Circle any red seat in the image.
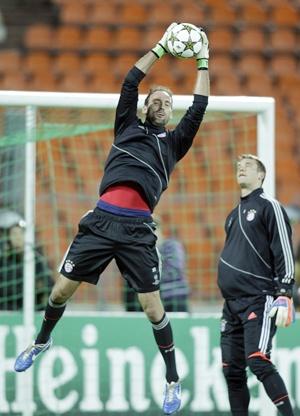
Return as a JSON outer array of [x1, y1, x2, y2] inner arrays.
[[54, 26, 82, 51], [147, 4, 177, 25], [23, 51, 52, 76], [208, 28, 234, 53], [270, 4, 299, 26], [207, 1, 237, 26], [81, 27, 113, 52], [149, 71, 185, 94], [0, 50, 21, 73], [270, 55, 297, 79], [119, 3, 147, 24], [114, 27, 143, 53], [87, 72, 119, 93], [87, 2, 118, 25], [237, 54, 267, 77], [210, 54, 234, 77], [143, 26, 167, 51], [114, 53, 139, 79], [244, 73, 274, 97], [239, 2, 269, 26], [60, 2, 88, 24], [212, 73, 242, 95], [24, 24, 53, 49], [173, 58, 197, 80], [0, 72, 28, 90], [57, 72, 87, 92], [175, 3, 207, 25], [53, 52, 81, 77], [269, 28, 297, 53], [263, 0, 295, 5], [27, 72, 58, 91], [82, 53, 112, 76], [276, 72, 300, 103], [236, 28, 266, 53]]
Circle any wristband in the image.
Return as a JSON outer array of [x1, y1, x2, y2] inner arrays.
[[151, 44, 166, 59], [197, 58, 209, 70]]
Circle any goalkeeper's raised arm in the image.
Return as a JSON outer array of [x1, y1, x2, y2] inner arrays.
[[194, 28, 210, 97]]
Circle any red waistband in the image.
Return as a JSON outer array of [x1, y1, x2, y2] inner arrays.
[[100, 184, 150, 210]]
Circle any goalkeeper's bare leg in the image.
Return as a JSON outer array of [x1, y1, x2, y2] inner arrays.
[[14, 275, 80, 372], [138, 291, 181, 415]]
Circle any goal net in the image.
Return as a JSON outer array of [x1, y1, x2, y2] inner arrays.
[[0, 93, 277, 416], [0, 92, 275, 317]]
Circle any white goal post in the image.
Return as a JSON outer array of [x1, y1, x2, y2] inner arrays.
[[0, 90, 275, 323], [0, 92, 275, 416]]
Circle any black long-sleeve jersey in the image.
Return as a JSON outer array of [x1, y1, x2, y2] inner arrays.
[[218, 188, 295, 300], [99, 66, 208, 212]]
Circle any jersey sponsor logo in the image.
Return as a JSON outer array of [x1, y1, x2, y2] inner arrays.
[[64, 259, 75, 273], [246, 209, 257, 221]]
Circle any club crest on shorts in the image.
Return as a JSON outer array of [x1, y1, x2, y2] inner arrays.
[[152, 266, 160, 286], [64, 259, 75, 273], [246, 209, 256, 221], [220, 319, 227, 332]]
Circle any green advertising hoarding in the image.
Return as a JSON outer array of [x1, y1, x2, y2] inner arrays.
[[1, 312, 299, 415]]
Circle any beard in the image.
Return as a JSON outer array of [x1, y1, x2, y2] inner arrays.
[[146, 108, 167, 127]]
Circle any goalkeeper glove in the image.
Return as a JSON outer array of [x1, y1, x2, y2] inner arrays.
[[152, 22, 177, 59], [196, 29, 209, 70], [268, 296, 296, 327]]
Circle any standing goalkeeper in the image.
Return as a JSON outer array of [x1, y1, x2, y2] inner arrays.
[[15, 23, 210, 415], [218, 154, 295, 416]]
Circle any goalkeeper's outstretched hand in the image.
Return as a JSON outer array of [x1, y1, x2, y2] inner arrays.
[[152, 22, 177, 59], [196, 29, 209, 70], [268, 296, 296, 327]]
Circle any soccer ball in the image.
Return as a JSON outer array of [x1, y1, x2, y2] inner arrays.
[[166, 23, 202, 59]]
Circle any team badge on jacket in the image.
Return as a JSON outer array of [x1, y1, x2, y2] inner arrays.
[[246, 209, 257, 221]]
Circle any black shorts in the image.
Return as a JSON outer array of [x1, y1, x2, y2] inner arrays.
[[220, 295, 276, 367], [58, 208, 161, 293]]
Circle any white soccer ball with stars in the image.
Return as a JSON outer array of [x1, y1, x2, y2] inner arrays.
[[166, 23, 203, 59]]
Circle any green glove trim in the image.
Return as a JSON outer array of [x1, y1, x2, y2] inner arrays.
[[151, 43, 167, 59], [197, 58, 209, 70]]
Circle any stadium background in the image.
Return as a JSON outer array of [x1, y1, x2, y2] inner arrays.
[[0, 0, 299, 415]]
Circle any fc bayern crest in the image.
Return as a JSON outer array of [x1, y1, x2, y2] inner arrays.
[[246, 209, 257, 221], [64, 259, 75, 273]]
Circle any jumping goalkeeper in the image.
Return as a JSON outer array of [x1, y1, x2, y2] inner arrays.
[[218, 154, 295, 416], [14, 23, 210, 415]]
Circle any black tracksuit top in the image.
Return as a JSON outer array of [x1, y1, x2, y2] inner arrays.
[[99, 66, 208, 212], [218, 188, 295, 300]]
